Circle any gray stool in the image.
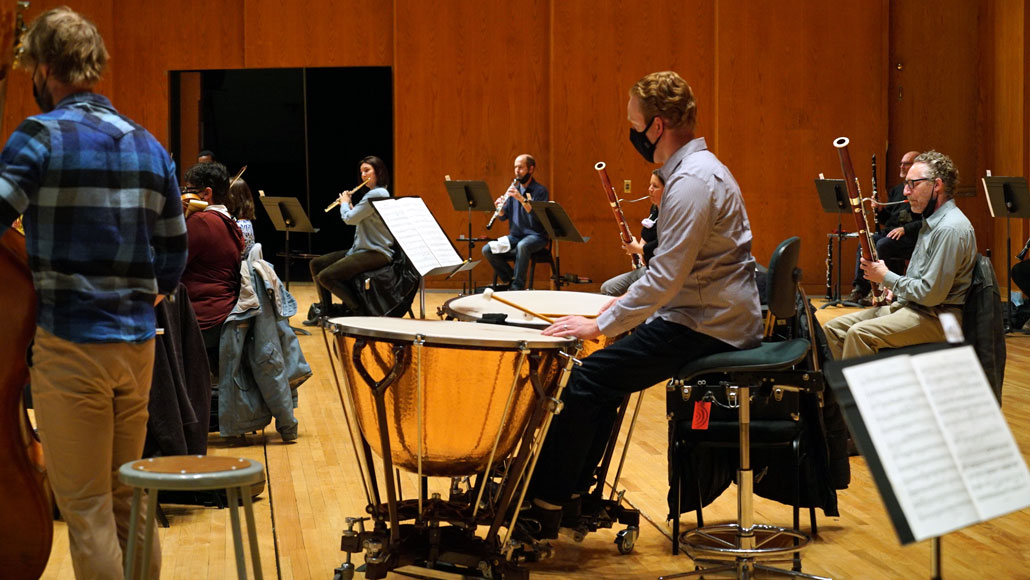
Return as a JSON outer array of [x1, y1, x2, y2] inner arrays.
[[118, 455, 265, 580]]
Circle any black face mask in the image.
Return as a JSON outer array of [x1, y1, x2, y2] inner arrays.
[[32, 68, 54, 113], [920, 185, 939, 221], [629, 116, 661, 163], [517, 173, 531, 185]]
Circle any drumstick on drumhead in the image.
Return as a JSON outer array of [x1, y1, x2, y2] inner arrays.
[[482, 289, 556, 324]]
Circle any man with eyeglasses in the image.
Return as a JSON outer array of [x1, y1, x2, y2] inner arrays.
[[848, 150, 923, 305], [179, 162, 244, 373], [825, 150, 977, 359]]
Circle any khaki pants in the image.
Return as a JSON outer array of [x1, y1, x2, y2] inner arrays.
[[30, 327, 160, 579], [823, 302, 957, 360]]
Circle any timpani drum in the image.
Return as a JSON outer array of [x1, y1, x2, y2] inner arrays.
[[326, 317, 578, 578], [442, 290, 620, 356], [331, 317, 574, 476]]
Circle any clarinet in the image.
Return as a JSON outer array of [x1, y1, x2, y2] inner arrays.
[[1018, 237, 1030, 262], [871, 154, 880, 230], [834, 137, 887, 305], [595, 162, 644, 269], [826, 234, 833, 299], [486, 178, 520, 230]]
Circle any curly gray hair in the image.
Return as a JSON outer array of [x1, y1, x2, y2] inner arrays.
[[913, 150, 959, 198]]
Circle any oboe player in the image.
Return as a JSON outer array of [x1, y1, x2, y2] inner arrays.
[[516, 71, 762, 542], [482, 154, 549, 290]]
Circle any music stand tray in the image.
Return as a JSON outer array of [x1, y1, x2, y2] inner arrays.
[[444, 180, 495, 213], [444, 180, 495, 292], [814, 179, 861, 309], [259, 196, 318, 334], [529, 201, 590, 244], [982, 175, 1030, 331]]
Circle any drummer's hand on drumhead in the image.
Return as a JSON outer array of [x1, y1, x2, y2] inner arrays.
[[543, 315, 601, 340]]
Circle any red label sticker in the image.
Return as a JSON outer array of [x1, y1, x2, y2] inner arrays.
[[692, 401, 711, 430]]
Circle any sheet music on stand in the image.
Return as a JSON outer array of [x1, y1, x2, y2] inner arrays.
[[372, 196, 476, 277], [825, 343, 1030, 545]]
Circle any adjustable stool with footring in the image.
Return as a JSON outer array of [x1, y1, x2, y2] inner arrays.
[[118, 455, 265, 580], [661, 237, 831, 580]]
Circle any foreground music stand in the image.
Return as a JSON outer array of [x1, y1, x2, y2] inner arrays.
[[444, 180, 495, 293], [982, 173, 1030, 331], [260, 196, 318, 335], [529, 201, 590, 290], [815, 178, 861, 308], [825, 342, 1030, 580]]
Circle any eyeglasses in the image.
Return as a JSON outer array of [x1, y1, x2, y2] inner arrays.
[[181, 186, 203, 195], [904, 178, 931, 190]]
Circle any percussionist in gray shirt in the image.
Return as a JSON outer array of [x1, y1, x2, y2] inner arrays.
[[824, 151, 977, 359], [515, 71, 764, 542]]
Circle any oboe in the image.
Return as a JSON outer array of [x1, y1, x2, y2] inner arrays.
[[595, 162, 643, 269], [486, 178, 521, 230]]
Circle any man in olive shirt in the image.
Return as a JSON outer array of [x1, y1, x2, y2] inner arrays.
[[825, 151, 977, 359]]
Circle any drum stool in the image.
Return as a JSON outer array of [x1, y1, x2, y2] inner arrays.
[[118, 455, 265, 580]]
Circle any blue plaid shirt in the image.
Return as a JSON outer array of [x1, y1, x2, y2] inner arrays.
[[0, 92, 187, 343]]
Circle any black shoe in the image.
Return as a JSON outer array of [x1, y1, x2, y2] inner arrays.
[[513, 503, 561, 541]]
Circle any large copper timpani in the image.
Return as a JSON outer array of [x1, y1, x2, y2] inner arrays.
[[324, 317, 578, 579], [442, 291, 642, 553], [442, 290, 620, 356]]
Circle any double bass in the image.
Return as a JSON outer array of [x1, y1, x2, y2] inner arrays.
[[0, 3, 55, 578]]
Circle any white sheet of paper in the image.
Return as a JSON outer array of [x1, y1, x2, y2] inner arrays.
[[842, 346, 1030, 541], [373, 198, 463, 277]]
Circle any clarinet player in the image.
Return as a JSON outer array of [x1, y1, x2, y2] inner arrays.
[[482, 154, 549, 290]]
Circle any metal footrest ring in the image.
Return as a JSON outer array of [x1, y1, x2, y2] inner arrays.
[[680, 523, 811, 560]]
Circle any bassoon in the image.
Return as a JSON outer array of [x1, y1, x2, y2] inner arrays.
[[594, 162, 643, 269], [834, 137, 885, 304]]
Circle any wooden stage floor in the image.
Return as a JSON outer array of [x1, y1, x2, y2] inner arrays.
[[37, 284, 1030, 579]]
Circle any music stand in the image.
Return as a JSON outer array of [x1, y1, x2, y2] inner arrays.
[[529, 201, 590, 289], [982, 174, 1030, 331], [259, 196, 318, 335], [815, 178, 862, 308], [444, 180, 495, 293]]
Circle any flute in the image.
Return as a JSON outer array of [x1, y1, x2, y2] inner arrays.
[[485, 178, 521, 230], [324, 178, 372, 213]]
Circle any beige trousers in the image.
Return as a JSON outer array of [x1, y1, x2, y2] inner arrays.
[[823, 302, 957, 360], [30, 327, 160, 579]]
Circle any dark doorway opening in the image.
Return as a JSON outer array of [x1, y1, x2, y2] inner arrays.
[[169, 67, 393, 281]]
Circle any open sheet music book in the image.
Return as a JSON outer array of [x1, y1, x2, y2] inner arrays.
[[833, 345, 1030, 544], [372, 196, 475, 278]]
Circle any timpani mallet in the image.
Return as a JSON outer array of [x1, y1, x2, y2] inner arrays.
[[482, 288, 555, 324]]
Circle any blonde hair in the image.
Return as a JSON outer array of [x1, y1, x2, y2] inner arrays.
[[19, 6, 108, 86], [629, 71, 697, 130]]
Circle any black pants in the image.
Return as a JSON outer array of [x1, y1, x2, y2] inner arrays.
[[528, 317, 736, 504], [309, 249, 391, 311]]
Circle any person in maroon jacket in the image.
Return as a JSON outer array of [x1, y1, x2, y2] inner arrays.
[[180, 162, 244, 371]]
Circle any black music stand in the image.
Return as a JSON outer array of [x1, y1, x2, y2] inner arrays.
[[529, 201, 590, 289], [815, 178, 862, 308], [444, 180, 495, 293], [982, 174, 1030, 332], [260, 196, 318, 335]]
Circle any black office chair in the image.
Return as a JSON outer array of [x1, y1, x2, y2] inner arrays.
[[661, 237, 829, 580]]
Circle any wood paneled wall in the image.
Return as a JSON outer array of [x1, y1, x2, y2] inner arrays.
[[3, 0, 1022, 291]]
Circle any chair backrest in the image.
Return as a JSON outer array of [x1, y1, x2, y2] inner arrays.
[[765, 236, 801, 321]]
